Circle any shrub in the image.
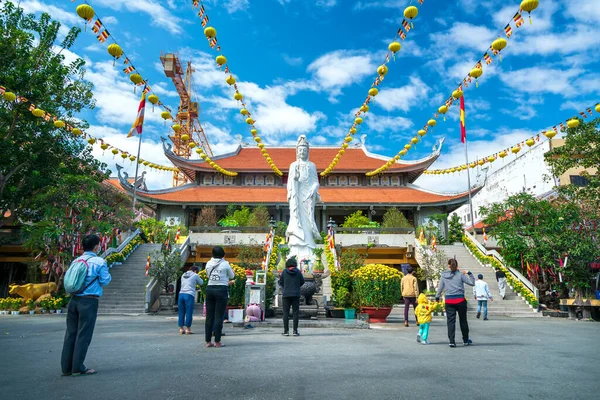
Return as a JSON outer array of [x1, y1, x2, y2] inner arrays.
[[148, 250, 183, 293], [382, 208, 412, 228], [274, 221, 287, 237], [447, 213, 464, 243], [247, 205, 270, 227], [342, 211, 371, 228], [352, 264, 403, 308], [331, 269, 353, 308], [195, 206, 218, 226], [340, 248, 366, 271], [199, 264, 246, 307], [136, 218, 169, 244]]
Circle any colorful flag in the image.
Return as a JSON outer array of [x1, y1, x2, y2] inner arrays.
[[460, 95, 466, 143], [198, 5, 205, 17], [490, 46, 499, 55], [418, 0, 424, 4], [514, 12, 525, 27], [123, 66, 135, 74], [209, 37, 217, 48], [579, 111, 587, 118], [145, 255, 151, 277], [504, 24, 512, 38], [124, 57, 130, 65], [127, 92, 146, 138], [175, 228, 181, 242], [97, 30, 109, 43], [143, 86, 151, 94], [483, 227, 488, 245], [91, 19, 102, 34], [29, 104, 35, 111], [224, 66, 229, 73], [201, 15, 209, 27], [587, 108, 593, 116], [193, 0, 200, 8], [484, 52, 492, 65], [401, 19, 410, 32], [431, 235, 437, 252], [0, 85, 5, 95]]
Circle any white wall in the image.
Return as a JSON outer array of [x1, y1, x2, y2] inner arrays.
[[336, 233, 414, 247], [453, 140, 556, 226], [190, 232, 268, 246]]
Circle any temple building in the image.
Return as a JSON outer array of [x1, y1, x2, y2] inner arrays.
[[112, 137, 480, 233]]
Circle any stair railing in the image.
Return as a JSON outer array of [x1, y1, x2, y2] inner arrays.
[[145, 236, 191, 313], [99, 228, 141, 260], [463, 230, 539, 301]]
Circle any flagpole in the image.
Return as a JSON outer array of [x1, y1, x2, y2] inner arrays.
[[131, 132, 143, 212]]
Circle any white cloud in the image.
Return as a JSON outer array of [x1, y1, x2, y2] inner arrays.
[[20, 0, 81, 25], [282, 54, 304, 67], [102, 16, 118, 25], [510, 26, 600, 56], [375, 76, 430, 112], [564, 0, 600, 23], [150, 82, 179, 98], [92, 0, 184, 35], [429, 22, 496, 53], [316, 0, 337, 9], [221, 0, 250, 14], [364, 113, 413, 134], [353, 0, 403, 11], [499, 66, 587, 97], [492, 0, 558, 33]]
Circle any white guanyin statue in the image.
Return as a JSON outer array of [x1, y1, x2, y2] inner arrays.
[[286, 135, 321, 264]]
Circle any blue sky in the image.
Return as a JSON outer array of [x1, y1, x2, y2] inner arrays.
[[19, 0, 600, 191]]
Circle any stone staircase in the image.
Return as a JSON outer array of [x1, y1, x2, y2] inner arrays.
[[434, 244, 541, 318], [98, 243, 162, 315]]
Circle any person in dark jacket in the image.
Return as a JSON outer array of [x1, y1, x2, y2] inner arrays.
[[279, 257, 305, 336]]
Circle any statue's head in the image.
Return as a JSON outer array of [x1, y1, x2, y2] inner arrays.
[[296, 135, 309, 161]]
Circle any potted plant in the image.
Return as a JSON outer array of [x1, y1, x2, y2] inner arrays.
[[312, 247, 324, 273], [199, 263, 247, 311], [40, 298, 51, 314], [330, 269, 352, 318], [0, 298, 6, 314], [27, 299, 35, 315], [352, 264, 403, 323], [276, 245, 290, 272], [55, 298, 63, 314], [336, 287, 355, 319], [11, 298, 22, 315]]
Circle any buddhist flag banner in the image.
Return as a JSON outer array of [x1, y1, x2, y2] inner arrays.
[[97, 30, 109, 43], [91, 19, 102, 34], [460, 95, 466, 143], [484, 52, 492, 64], [145, 255, 150, 277], [504, 24, 512, 38], [127, 92, 146, 138]]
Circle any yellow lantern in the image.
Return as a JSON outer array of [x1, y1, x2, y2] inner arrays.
[[246, 117, 254, 125], [204, 26, 217, 38], [234, 92, 243, 101], [394, 155, 400, 161], [511, 146, 521, 154], [427, 119, 437, 127], [411, 137, 418, 144], [129, 155, 136, 161], [189, 142, 196, 149], [469, 66, 483, 87], [360, 104, 369, 113], [147, 94, 159, 111], [438, 105, 448, 121], [595, 103, 600, 113], [76, 4, 94, 29], [2, 92, 16, 102], [520, 0, 539, 24], [100, 143, 109, 151], [195, 148, 203, 154], [251, 129, 258, 136], [254, 136, 261, 143], [350, 127, 357, 134], [368, 88, 379, 97], [388, 41, 401, 59], [226, 75, 236, 85], [567, 119, 579, 128], [355, 117, 363, 125], [452, 89, 463, 99], [491, 37, 507, 61], [261, 149, 267, 155], [121, 153, 128, 159], [107, 44, 123, 65], [525, 138, 535, 147], [418, 129, 426, 137], [469, 162, 476, 168], [240, 108, 249, 116], [377, 64, 388, 77], [54, 120, 65, 129], [487, 156, 496, 163], [258, 143, 264, 149], [544, 130, 557, 139], [87, 138, 96, 145], [32, 108, 45, 118], [499, 150, 507, 158], [181, 134, 189, 141], [478, 159, 485, 166], [344, 136, 352, 143], [161, 111, 171, 124], [216, 55, 227, 66], [404, 6, 418, 27], [404, 144, 412, 150], [130, 73, 143, 93], [143, 160, 149, 165], [172, 124, 181, 132], [342, 142, 349, 149], [111, 148, 119, 156], [201, 153, 208, 160], [72, 128, 82, 136], [209, 161, 216, 167]]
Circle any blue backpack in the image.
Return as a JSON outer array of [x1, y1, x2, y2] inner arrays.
[[64, 256, 97, 294]]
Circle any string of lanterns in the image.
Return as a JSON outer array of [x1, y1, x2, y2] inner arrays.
[[422, 104, 599, 176], [321, 1, 426, 177], [366, 0, 540, 177], [191, 0, 282, 176], [0, 85, 179, 173], [75, 3, 173, 122]]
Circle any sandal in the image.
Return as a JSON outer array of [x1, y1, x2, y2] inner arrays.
[[205, 342, 214, 348], [215, 342, 225, 348], [179, 328, 185, 335], [73, 369, 97, 376], [185, 330, 194, 335]]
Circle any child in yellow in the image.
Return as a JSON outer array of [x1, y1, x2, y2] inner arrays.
[[415, 293, 433, 345]]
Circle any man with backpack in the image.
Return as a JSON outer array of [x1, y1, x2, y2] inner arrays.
[[61, 234, 111, 376]]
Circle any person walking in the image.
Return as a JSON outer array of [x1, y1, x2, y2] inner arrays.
[[279, 257, 305, 337], [496, 269, 507, 299], [204, 246, 235, 348], [435, 259, 475, 347], [401, 266, 419, 327], [61, 234, 111, 376], [415, 293, 434, 345], [474, 274, 493, 320], [178, 266, 203, 335]]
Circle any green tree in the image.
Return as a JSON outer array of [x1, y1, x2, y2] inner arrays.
[[339, 248, 366, 271], [447, 213, 464, 243], [342, 211, 379, 228], [247, 205, 270, 227], [0, 2, 97, 228], [381, 208, 412, 228], [149, 250, 183, 293], [232, 206, 251, 226]]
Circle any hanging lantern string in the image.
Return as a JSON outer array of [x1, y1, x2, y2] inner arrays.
[[421, 104, 596, 176], [365, 1, 539, 177], [190, 1, 282, 176], [321, 1, 426, 178], [0, 84, 178, 173], [77, 1, 172, 117]]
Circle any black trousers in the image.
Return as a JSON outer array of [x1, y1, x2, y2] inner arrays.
[[61, 296, 99, 374], [445, 301, 469, 344], [282, 296, 300, 333], [205, 286, 228, 343]]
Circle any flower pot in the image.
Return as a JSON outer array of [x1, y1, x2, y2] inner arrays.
[[50, 310, 56, 314], [56, 309, 62, 314], [361, 307, 393, 323], [12, 311, 20, 316], [329, 308, 345, 318], [344, 308, 355, 319], [29, 310, 35, 315], [42, 309, 47, 314]]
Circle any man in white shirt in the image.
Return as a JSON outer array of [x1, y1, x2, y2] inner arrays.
[[473, 274, 493, 320]]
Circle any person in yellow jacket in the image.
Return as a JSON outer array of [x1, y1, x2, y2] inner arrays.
[[401, 267, 419, 327], [415, 293, 433, 345]]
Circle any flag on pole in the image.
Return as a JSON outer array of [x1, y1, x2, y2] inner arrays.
[[145, 255, 151, 277], [175, 227, 181, 242], [431, 235, 437, 252], [460, 95, 466, 143], [483, 227, 488, 245], [504, 24, 512, 38], [127, 92, 146, 137]]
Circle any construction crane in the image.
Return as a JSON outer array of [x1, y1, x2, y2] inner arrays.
[[160, 53, 213, 187]]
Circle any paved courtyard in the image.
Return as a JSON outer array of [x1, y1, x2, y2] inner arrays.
[[0, 315, 598, 400]]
